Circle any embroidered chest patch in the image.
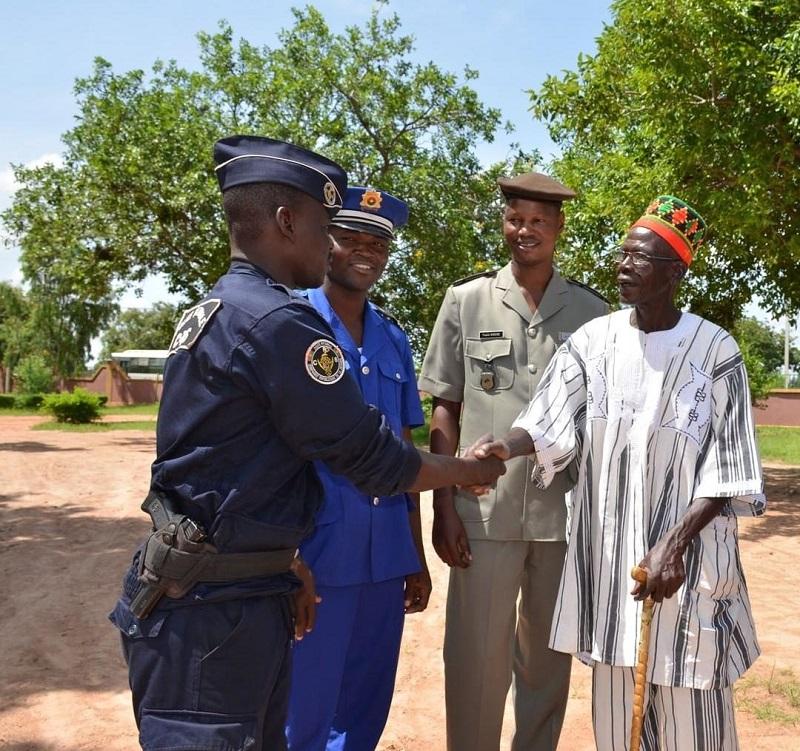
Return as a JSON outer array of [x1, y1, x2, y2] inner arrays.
[[168, 299, 222, 355], [662, 362, 712, 446], [305, 339, 346, 384]]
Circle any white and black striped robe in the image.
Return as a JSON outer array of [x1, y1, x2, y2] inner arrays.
[[512, 309, 765, 690]]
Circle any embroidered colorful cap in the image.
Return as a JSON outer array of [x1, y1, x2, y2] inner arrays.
[[329, 186, 409, 240], [213, 135, 347, 217], [497, 172, 576, 204], [631, 195, 706, 266]]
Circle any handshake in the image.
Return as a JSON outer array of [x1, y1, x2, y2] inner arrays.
[[458, 433, 513, 494]]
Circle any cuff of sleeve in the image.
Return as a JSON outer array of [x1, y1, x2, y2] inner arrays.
[[397, 443, 422, 493], [417, 376, 463, 403], [510, 419, 555, 490], [693, 482, 766, 518]]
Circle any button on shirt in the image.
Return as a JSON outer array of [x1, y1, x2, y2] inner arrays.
[[298, 287, 425, 586], [140, 262, 420, 602]]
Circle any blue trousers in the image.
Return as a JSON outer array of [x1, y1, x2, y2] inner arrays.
[[114, 595, 294, 751], [285, 578, 405, 751]]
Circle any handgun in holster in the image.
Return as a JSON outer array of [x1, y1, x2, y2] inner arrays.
[[129, 490, 215, 619], [129, 490, 297, 620]]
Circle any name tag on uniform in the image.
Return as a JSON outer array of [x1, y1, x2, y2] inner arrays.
[[479, 330, 504, 339]]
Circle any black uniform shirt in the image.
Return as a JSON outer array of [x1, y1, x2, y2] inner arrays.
[[145, 261, 420, 600]]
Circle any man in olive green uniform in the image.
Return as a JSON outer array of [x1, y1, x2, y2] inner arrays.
[[419, 173, 608, 751]]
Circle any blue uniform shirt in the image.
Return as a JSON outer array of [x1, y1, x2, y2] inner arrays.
[[130, 261, 420, 604], [299, 287, 425, 586]]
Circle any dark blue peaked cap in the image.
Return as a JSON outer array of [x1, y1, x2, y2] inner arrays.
[[330, 186, 409, 240], [213, 135, 348, 217]]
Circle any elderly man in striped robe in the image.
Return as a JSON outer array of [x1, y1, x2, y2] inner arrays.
[[473, 196, 764, 751]]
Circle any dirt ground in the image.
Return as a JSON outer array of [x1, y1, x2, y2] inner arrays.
[[0, 414, 798, 751]]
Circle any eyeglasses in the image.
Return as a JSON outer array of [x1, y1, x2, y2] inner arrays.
[[612, 250, 678, 269]]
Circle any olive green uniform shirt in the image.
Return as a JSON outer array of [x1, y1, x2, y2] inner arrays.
[[419, 263, 608, 541]]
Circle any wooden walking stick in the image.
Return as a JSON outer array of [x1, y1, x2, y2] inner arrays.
[[630, 565, 654, 750]]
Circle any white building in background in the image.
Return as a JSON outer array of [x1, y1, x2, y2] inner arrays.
[[110, 350, 168, 380]]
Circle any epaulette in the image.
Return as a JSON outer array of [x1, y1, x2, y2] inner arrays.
[[373, 303, 402, 328], [452, 268, 499, 287], [566, 276, 610, 304]]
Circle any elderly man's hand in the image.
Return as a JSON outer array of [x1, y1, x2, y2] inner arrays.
[[632, 540, 686, 602]]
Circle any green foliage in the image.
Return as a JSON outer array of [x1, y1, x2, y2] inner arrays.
[[531, 0, 800, 330], [739, 339, 772, 406], [14, 354, 53, 394], [13, 393, 45, 409], [734, 317, 798, 373], [99, 302, 179, 360], [0, 280, 113, 379], [0, 282, 34, 389], [2, 7, 531, 352], [41, 387, 103, 423], [0, 394, 16, 408]]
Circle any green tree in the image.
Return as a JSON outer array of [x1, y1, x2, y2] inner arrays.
[[530, 0, 800, 330], [733, 316, 799, 375], [3, 6, 532, 351], [0, 282, 33, 391], [14, 354, 53, 394], [99, 302, 180, 360]]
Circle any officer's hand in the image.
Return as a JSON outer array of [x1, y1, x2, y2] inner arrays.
[[458, 433, 507, 495], [290, 556, 322, 640], [432, 505, 472, 568], [404, 567, 433, 614]]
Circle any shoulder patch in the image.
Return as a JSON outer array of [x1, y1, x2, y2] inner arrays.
[[168, 299, 222, 356], [305, 339, 346, 385], [452, 268, 499, 287], [566, 277, 609, 304]]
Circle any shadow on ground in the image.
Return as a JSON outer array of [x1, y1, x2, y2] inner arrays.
[[738, 465, 799, 542], [0, 442, 87, 453], [0, 495, 150, 711]]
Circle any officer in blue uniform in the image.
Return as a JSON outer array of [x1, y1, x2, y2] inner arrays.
[[109, 136, 505, 751], [286, 187, 431, 750]]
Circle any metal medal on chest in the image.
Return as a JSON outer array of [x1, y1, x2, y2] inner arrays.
[[480, 369, 496, 391]]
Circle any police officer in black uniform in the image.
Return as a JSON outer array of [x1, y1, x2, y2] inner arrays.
[[109, 135, 505, 751]]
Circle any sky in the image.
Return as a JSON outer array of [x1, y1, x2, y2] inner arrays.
[[0, 0, 786, 337], [0, 0, 612, 306]]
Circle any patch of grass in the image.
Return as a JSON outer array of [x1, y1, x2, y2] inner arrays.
[[32, 420, 156, 432], [735, 666, 800, 727], [756, 425, 800, 465], [101, 403, 160, 416], [1, 402, 160, 417], [0, 407, 45, 416]]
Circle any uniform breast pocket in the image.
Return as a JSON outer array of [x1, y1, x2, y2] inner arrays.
[[377, 358, 408, 429], [465, 338, 515, 392]]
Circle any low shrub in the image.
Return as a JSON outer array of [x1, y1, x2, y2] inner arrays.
[[41, 388, 103, 424], [14, 354, 53, 394], [0, 394, 15, 408], [13, 393, 45, 409]]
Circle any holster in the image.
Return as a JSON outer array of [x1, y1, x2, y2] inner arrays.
[[129, 491, 295, 619], [137, 529, 296, 599]]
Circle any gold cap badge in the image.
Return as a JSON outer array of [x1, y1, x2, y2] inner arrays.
[[359, 189, 383, 211]]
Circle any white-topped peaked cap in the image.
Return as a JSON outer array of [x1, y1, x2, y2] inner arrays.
[[329, 186, 409, 240]]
